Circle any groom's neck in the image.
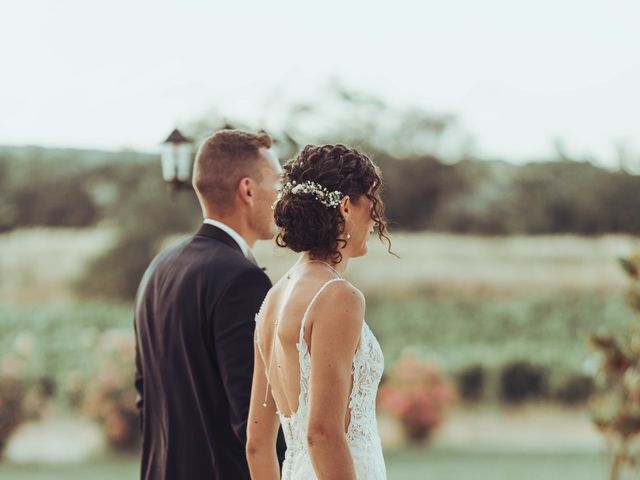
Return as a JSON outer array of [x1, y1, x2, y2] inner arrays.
[[204, 214, 256, 249]]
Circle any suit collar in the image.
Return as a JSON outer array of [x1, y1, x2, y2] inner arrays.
[[202, 218, 251, 258], [195, 223, 243, 254]]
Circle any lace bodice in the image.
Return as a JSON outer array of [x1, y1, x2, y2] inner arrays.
[[255, 278, 386, 479]]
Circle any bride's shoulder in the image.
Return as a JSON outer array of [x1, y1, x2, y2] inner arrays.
[[314, 278, 366, 318], [330, 278, 364, 300]]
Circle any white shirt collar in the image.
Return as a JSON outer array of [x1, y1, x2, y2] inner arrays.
[[203, 218, 252, 258]]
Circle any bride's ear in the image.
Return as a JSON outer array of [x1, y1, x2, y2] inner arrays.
[[338, 195, 351, 221]]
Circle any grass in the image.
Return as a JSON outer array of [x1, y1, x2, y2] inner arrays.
[[0, 456, 138, 480], [385, 448, 610, 480], [0, 449, 611, 480]]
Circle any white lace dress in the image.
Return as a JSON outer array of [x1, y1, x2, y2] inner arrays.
[[255, 278, 387, 479]]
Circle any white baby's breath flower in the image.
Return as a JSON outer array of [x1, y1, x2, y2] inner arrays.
[[276, 180, 343, 209]]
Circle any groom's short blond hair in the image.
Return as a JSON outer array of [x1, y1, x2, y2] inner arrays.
[[193, 129, 273, 214]]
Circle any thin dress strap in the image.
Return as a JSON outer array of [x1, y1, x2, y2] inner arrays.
[[298, 278, 347, 345]]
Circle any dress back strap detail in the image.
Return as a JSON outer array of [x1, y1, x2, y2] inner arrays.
[[298, 278, 347, 344], [254, 296, 268, 344]]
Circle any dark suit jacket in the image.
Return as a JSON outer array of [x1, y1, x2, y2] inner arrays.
[[134, 223, 286, 480]]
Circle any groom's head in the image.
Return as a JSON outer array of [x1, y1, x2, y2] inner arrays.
[[193, 129, 282, 243]]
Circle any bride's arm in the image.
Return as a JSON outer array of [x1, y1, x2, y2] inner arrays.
[[247, 334, 281, 480], [307, 282, 364, 480]]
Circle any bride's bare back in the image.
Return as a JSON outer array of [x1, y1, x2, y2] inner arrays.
[[255, 262, 360, 428]]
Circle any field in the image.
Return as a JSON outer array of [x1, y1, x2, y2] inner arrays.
[[1, 228, 637, 381], [1, 227, 638, 476], [2, 227, 636, 303], [254, 232, 635, 298]]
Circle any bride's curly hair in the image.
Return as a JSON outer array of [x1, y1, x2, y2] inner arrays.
[[274, 144, 392, 263]]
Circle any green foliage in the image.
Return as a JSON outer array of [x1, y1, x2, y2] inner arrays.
[[373, 153, 468, 230], [74, 163, 201, 300], [0, 152, 100, 231], [0, 146, 161, 232], [4, 177, 98, 229], [498, 361, 548, 404], [553, 374, 593, 405], [75, 232, 158, 300], [509, 162, 640, 234], [455, 364, 487, 402]]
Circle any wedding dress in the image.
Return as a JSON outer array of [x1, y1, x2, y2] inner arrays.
[[255, 278, 387, 479]]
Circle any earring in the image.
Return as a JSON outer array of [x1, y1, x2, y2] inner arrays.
[[346, 233, 351, 239]]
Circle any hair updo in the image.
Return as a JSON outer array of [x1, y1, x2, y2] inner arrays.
[[274, 144, 391, 262]]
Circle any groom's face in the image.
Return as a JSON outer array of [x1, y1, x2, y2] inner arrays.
[[250, 147, 282, 240]]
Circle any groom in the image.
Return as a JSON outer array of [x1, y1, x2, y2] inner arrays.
[[134, 129, 286, 479]]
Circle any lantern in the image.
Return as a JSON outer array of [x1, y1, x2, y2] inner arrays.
[[160, 128, 194, 191]]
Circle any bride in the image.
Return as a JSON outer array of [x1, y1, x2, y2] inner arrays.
[[246, 144, 391, 479]]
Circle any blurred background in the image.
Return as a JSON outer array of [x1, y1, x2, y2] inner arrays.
[[2, 1, 640, 479]]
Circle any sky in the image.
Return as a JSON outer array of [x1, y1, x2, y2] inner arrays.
[[2, 0, 640, 166]]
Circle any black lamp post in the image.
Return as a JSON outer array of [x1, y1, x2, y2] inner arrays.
[[161, 128, 194, 193]]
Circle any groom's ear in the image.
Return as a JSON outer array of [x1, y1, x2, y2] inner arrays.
[[237, 177, 254, 205]]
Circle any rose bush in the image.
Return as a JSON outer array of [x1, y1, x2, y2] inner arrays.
[[378, 350, 456, 442], [67, 329, 139, 451]]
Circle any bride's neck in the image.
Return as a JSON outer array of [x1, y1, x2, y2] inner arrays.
[[299, 252, 349, 275]]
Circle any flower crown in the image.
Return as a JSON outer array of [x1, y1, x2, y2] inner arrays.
[[277, 180, 343, 208]]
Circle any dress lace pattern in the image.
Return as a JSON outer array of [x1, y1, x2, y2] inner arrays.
[[255, 278, 386, 479]]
